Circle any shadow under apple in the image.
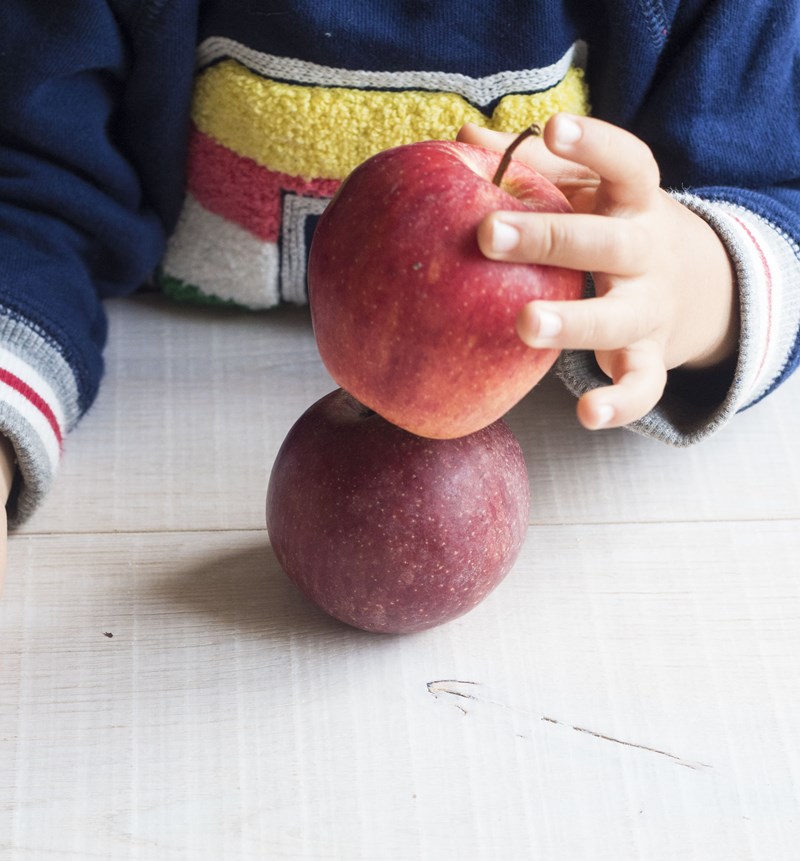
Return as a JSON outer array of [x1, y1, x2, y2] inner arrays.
[[147, 535, 417, 646]]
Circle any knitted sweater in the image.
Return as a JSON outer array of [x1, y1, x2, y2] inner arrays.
[[0, 0, 798, 523]]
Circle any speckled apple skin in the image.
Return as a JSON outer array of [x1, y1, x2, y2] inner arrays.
[[308, 140, 583, 439], [266, 389, 530, 634]]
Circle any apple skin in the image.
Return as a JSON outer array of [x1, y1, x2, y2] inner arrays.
[[308, 139, 583, 439], [266, 388, 530, 634]]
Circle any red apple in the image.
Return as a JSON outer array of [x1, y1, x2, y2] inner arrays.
[[308, 137, 583, 439], [266, 388, 530, 634]]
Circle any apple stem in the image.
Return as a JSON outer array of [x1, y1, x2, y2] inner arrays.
[[491, 124, 542, 187]]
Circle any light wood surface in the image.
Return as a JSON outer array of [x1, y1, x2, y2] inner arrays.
[[2, 294, 799, 860]]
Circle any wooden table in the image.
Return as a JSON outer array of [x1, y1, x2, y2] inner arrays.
[[2, 295, 799, 860]]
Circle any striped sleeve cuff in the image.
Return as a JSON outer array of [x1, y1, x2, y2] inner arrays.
[[676, 195, 800, 410], [0, 313, 79, 525], [556, 194, 800, 445]]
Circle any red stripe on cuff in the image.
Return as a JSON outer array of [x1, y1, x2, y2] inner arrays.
[[728, 212, 773, 382], [187, 126, 340, 240], [0, 368, 63, 447]]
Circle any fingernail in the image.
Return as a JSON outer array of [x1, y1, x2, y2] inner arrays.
[[593, 404, 615, 428], [534, 309, 562, 340], [490, 219, 520, 252], [555, 115, 582, 147]]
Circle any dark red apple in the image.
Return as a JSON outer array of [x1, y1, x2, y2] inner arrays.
[[308, 138, 583, 439], [266, 388, 530, 634]]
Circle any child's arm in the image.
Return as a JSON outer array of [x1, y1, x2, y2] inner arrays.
[[463, 115, 738, 430], [0, 1, 196, 526], [462, 112, 798, 441], [464, 0, 800, 444]]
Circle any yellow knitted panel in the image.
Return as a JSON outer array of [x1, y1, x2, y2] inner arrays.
[[191, 62, 589, 180], [491, 69, 588, 132]]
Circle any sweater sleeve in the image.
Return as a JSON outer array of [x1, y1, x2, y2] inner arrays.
[[557, 0, 800, 444], [556, 193, 800, 445], [0, 0, 196, 524]]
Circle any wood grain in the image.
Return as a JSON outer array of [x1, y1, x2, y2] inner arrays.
[[2, 295, 800, 860]]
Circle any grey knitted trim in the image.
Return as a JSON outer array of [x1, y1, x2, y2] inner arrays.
[[556, 192, 765, 447], [0, 405, 56, 526]]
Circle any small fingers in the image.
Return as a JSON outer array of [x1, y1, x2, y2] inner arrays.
[[577, 341, 668, 430], [544, 114, 661, 212], [517, 291, 659, 354], [478, 210, 649, 274], [457, 122, 591, 186], [457, 122, 525, 152]]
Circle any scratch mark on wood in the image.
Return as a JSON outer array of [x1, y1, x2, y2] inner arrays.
[[426, 680, 480, 700], [426, 682, 711, 769], [426, 680, 479, 714], [541, 715, 712, 770]]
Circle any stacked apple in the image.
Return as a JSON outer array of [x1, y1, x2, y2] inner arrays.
[[267, 131, 582, 633]]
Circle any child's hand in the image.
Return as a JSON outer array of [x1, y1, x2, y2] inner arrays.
[[458, 115, 738, 430]]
